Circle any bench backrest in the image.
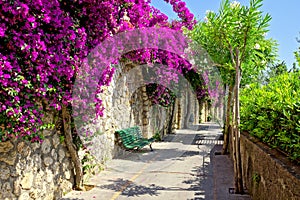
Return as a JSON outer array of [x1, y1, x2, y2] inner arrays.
[[116, 130, 136, 146], [116, 126, 142, 144], [127, 126, 143, 139]]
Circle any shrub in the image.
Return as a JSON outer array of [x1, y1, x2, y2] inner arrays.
[[240, 71, 300, 162]]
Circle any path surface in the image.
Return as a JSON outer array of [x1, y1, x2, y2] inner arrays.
[[61, 123, 252, 200]]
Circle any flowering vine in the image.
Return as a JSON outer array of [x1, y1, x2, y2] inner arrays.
[[0, 0, 198, 141]]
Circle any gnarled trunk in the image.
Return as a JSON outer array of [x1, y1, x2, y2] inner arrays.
[[61, 105, 85, 191]]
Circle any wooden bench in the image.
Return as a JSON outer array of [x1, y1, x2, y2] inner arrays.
[[115, 126, 155, 151]]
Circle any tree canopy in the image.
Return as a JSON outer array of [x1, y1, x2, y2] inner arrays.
[[190, 0, 277, 86]]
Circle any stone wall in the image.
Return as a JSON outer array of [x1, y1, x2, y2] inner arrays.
[[91, 61, 203, 159], [0, 61, 206, 200], [240, 132, 300, 200], [174, 87, 201, 130], [0, 125, 74, 200]]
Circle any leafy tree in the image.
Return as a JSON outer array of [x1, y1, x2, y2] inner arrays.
[[190, 0, 277, 193]]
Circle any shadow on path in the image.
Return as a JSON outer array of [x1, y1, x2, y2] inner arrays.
[[96, 146, 218, 200], [61, 123, 252, 200]]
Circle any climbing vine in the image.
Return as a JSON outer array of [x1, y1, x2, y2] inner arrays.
[[0, 0, 196, 141]]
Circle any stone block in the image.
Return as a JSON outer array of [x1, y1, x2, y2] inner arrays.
[[29, 189, 42, 199], [53, 162, 60, 173], [64, 171, 71, 179], [19, 192, 30, 200], [41, 139, 51, 154], [51, 149, 57, 160], [45, 169, 54, 183], [0, 141, 14, 153], [31, 142, 40, 151], [13, 180, 21, 196], [0, 151, 16, 165], [0, 166, 10, 180], [17, 142, 31, 157], [20, 173, 34, 190], [43, 157, 53, 167], [59, 179, 73, 196], [52, 134, 60, 148], [43, 130, 53, 137], [31, 154, 42, 169], [2, 182, 12, 192]]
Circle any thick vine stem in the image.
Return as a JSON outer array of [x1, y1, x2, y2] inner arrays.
[[61, 105, 85, 191]]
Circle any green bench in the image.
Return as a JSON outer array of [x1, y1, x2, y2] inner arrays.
[[115, 126, 155, 151]]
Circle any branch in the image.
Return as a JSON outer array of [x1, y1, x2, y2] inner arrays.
[[229, 44, 236, 66], [220, 30, 236, 66], [240, 24, 250, 65], [212, 63, 234, 71]]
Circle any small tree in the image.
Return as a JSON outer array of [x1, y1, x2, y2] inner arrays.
[[190, 0, 276, 193]]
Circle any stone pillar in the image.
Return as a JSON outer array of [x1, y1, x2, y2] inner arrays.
[[141, 85, 150, 137]]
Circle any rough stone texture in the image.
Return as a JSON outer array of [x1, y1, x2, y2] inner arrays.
[[0, 141, 14, 153], [84, 61, 204, 160], [0, 124, 74, 200], [0, 61, 209, 200], [240, 132, 300, 200]]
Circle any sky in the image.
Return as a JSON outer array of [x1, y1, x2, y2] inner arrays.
[[151, 0, 300, 68]]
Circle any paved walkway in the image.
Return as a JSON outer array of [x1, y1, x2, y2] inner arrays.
[[61, 123, 252, 200]]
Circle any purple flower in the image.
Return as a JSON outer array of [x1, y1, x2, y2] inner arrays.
[[20, 3, 29, 16], [31, 51, 38, 61], [1, 105, 6, 110], [28, 16, 35, 23], [0, 27, 5, 37], [43, 14, 51, 23], [3, 74, 11, 79]]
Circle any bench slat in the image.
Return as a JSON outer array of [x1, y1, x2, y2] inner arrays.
[[116, 126, 155, 151]]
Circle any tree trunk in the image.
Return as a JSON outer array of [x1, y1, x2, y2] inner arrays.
[[61, 105, 85, 191], [222, 85, 227, 124], [168, 98, 176, 134], [231, 125, 238, 191], [234, 50, 244, 194], [183, 88, 191, 128], [222, 84, 234, 155]]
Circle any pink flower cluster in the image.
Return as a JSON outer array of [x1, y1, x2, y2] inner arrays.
[[0, 0, 197, 141]]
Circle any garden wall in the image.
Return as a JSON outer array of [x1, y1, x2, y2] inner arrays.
[[240, 132, 300, 200], [0, 115, 74, 200], [0, 61, 203, 200]]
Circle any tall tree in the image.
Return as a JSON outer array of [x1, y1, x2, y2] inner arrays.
[[190, 0, 276, 193]]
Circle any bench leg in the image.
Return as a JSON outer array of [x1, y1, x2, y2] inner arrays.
[[149, 144, 153, 151]]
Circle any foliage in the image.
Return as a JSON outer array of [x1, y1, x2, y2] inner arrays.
[[240, 71, 300, 162], [153, 129, 162, 142], [146, 83, 176, 107], [252, 172, 261, 185], [295, 34, 300, 67], [0, 0, 196, 141], [182, 68, 209, 103], [190, 0, 277, 87], [256, 61, 288, 84], [190, 0, 278, 193]]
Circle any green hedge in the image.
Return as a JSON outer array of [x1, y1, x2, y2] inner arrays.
[[240, 71, 300, 162]]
